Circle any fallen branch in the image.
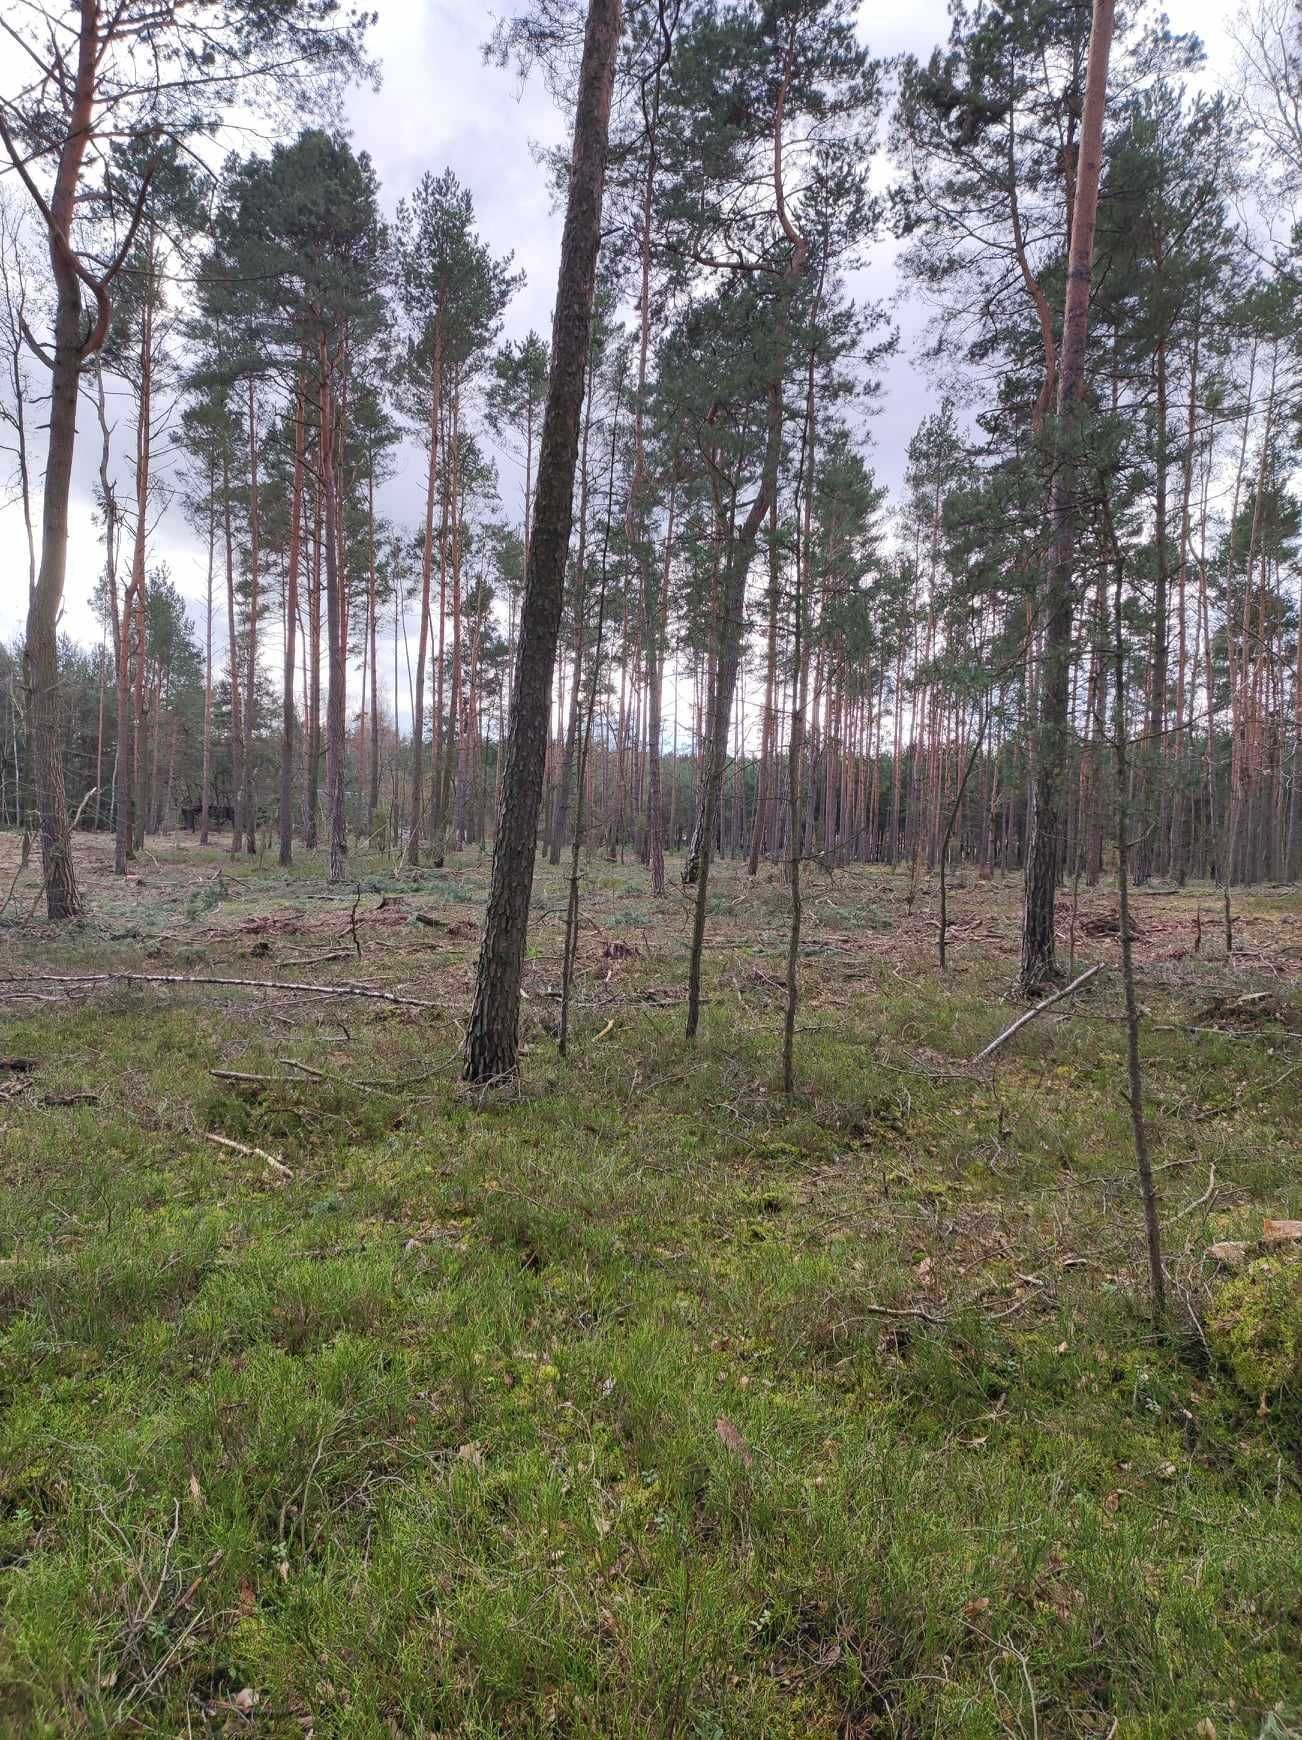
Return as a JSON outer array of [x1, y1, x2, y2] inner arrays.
[[837, 1298, 948, 1327], [1164, 1163, 1216, 1228], [971, 964, 1103, 1065], [277, 1056, 399, 1098], [279, 950, 353, 969], [0, 970, 438, 1009], [202, 1131, 293, 1179]]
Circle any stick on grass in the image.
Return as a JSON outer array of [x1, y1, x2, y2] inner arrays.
[[971, 964, 1102, 1065]]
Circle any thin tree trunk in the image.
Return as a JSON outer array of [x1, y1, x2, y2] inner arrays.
[[280, 379, 304, 866], [550, 334, 598, 865], [405, 316, 444, 867], [321, 364, 348, 884], [685, 384, 784, 1036], [560, 381, 622, 1057], [1104, 495, 1166, 1328], [200, 444, 215, 845], [465, 0, 622, 1085], [367, 456, 381, 836], [223, 440, 244, 859]]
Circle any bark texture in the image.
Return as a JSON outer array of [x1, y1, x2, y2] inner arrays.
[[464, 0, 622, 1085], [1020, 0, 1115, 993]]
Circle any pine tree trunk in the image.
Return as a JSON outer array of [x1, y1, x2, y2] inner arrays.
[[280, 380, 304, 867], [465, 0, 622, 1085], [549, 340, 597, 865], [405, 320, 444, 867], [243, 379, 260, 856], [305, 488, 321, 848], [1021, 0, 1114, 993], [321, 367, 348, 884], [367, 460, 381, 838], [18, 0, 101, 920], [685, 382, 784, 1036], [200, 451, 215, 845], [223, 447, 244, 860]]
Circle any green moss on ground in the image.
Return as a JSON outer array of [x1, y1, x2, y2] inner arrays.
[[1, 844, 1300, 1737]]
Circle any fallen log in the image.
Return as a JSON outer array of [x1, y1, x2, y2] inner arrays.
[[0, 970, 438, 1009]]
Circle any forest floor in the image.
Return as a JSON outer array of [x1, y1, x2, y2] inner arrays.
[[1, 829, 1301, 1738]]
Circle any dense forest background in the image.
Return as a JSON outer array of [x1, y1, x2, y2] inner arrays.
[[1, 0, 1298, 912]]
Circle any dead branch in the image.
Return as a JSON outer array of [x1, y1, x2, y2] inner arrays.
[[344, 883, 364, 959], [971, 964, 1103, 1065], [276, 1056, 399, 1098], [202, 1131, 293, 1179], [0, 970, 438, 1008]]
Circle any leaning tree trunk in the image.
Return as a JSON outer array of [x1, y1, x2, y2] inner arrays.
[[464, 0, 622, 1086], [1020, 0, 1115, 994]]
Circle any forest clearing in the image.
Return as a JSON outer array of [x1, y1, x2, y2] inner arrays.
[[3, 0, 1302, 1729], [1, 834, 1301, 1734]]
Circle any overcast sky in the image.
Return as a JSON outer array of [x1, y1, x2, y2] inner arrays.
[[0, 0, 1236, 664]]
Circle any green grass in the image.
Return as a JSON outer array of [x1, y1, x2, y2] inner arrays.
[[1, 842, 1301, 1736]]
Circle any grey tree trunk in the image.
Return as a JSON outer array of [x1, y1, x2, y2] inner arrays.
[[464, 0, 622, 1085]]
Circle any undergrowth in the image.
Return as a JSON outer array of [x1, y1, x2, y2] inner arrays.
[[1, 843, 1300, 1737]]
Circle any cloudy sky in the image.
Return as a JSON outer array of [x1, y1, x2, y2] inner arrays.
[[0, 0, 1237, 666]]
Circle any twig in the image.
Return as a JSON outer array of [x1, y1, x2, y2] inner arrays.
[[277, 1056, 399, 1098], [846, 1301, 948, 1327], [201, 1127, 292, 1183], [1163, 1163, 1216, 1228], [202, 1131, 293, 1179], [971, 964, 1102, 1065], [344, 883, 364, 959]]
